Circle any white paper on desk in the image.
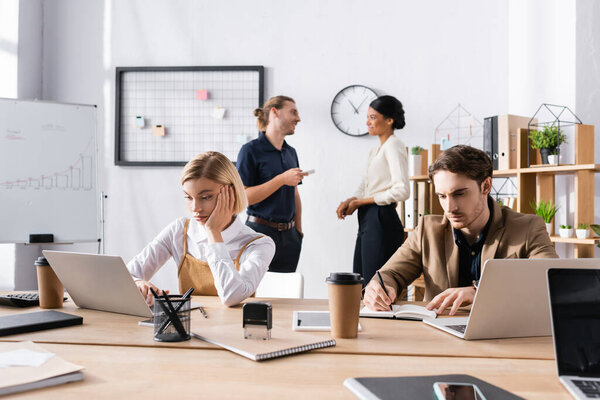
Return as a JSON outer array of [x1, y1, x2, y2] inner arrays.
[[0, 349, 55, 368]]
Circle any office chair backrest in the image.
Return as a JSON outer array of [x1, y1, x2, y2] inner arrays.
[[255, 272, 304, 299]]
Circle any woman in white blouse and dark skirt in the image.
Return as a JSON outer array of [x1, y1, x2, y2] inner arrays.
[[127, 151, 275, 307], [336, 95, 410, 285]]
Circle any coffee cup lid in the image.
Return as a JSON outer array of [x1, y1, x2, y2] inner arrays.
[[34, 256, 50, 266], [325, 272, 364, 285]]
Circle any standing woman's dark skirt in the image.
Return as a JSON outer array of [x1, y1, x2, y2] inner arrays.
[[353, 203, 404, 285]]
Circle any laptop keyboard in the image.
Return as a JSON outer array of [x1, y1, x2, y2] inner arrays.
[[447, 324, 467, 334], [573, 380, 600, 398]]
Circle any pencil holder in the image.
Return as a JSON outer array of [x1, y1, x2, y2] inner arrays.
[[153, 295, 191, 342]]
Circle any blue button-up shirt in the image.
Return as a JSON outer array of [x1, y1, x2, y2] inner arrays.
[[236, 133, 301, 223]]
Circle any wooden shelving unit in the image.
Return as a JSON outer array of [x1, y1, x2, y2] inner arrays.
[[403, 124, 598, 258], [515, 124, 597, 257], [550, 236, 600, 245], [495, 125, 598, 257]]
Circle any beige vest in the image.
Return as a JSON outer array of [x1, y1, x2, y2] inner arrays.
[[177, 219, 262, 295]]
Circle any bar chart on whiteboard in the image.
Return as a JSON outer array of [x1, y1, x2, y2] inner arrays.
[[0, 98, 99, 243]]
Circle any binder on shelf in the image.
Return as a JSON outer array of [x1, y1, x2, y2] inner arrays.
[[404, 181, 418, 229], [417, 182, 428, 218], [396, 202, 405, 227], [497, 115, 533, 170], [484, 116, 499, 170]]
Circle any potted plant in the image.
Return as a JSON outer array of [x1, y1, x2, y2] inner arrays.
[[548, 148, 560, 165], [409, 146, 425, 176], [559, 224, 573, 238], [530, 200, 559, 235], [576, 223, 590, 239], [529, 126, 567, 165]]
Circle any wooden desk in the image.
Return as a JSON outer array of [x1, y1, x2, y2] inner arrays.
[[0, 297, 554, 360], [0, 296, 569, 398], [9, 343, 570, 399]]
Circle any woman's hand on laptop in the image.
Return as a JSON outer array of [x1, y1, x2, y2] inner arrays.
[[135, 280, 169, 306], [426, 287, 476, 316], [363, 280, 397, 311]]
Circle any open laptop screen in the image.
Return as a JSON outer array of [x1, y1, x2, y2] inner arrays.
[[548, 268, 600, 378]]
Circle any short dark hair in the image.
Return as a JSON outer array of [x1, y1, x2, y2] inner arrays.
[[369, 95, 405, 130], [428, 145, 493, 186]]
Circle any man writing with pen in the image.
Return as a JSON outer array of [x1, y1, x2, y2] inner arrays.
[[364, 145, 558, 315]]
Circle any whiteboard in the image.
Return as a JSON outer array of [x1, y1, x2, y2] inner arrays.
[[0, 98, 99, 243]]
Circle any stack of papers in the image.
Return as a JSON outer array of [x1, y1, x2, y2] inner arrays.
[[0, 341, 84, 396]]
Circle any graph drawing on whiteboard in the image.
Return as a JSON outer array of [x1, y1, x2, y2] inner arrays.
[[0, 98, 99, 243]]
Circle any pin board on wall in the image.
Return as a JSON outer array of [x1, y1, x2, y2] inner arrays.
[[114, 66, 265, 166], [0, 98, 99, 243]]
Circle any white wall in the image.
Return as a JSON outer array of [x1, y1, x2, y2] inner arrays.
[[0, 0, 19, 97], [10, 0, 600, 296], [576, 0, 600, 257], [37, 0, 511, 298], [508, 0, 583, 258]]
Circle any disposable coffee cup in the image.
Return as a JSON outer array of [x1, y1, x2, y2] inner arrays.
[[326, 272, 364, 338], [35, 256, 64, 309]]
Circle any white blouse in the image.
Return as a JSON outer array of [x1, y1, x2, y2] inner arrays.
[[127, 216, 275, 306], [354, 135, 410, 205]]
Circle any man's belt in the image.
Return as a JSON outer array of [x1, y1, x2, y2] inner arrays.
[[248, 216, 295, 231]]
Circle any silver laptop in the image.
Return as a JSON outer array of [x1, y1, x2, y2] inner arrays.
[[423, 258, 600, 340], [548, 268, 600, 400], [43, 251, 153, 318]]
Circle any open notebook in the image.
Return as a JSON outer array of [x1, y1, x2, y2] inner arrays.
[[191, 323, 335, 361], [360, 304, 437, 321]]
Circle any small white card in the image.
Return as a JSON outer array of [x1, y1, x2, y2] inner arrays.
[[0, 349, 55, 368]]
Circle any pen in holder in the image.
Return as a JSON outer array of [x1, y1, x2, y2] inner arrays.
[[153, 294, 191, 342]]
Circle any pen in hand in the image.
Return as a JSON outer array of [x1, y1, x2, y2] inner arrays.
[[376, 271, 394, 311]]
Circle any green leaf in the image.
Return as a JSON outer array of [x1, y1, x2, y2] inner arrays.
[[410, 146, 425, 155], [529, 199, 559, 223]]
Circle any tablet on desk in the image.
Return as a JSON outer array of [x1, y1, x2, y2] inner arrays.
[[292, 310, 362, 332]]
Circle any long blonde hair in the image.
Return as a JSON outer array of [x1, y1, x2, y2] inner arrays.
[[181, 152, 247, 215], [253, 95, 295, 131]]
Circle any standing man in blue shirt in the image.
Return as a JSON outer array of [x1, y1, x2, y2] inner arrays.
[[236, 95, 308, 272]]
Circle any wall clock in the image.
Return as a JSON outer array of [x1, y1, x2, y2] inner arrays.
[[330, 85, 378, 136]]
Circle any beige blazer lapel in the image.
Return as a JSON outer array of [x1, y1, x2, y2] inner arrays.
[[444, 220, 460, 287], [480, 199, 505, 270]]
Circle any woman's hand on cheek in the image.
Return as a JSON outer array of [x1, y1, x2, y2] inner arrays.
[[205, 186, 235, 243]]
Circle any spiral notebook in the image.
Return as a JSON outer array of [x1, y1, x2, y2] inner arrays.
[[191, 324, 336, 361]]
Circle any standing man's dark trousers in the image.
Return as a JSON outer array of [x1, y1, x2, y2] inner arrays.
[[246, 220, 302, 273], [353, 203, 404, 285]]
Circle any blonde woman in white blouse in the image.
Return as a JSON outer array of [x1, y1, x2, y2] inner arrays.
[[128, 151, 275, 307], [336, 95, 410, 285]]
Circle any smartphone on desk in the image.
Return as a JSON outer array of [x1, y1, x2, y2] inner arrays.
[[433, 382, 486, 400]]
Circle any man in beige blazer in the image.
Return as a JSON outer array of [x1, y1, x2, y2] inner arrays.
[[364, 145, 558, 315]]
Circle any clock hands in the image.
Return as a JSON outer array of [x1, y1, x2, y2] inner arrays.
[[348, 97, 370, 115], [356, 96, 369, 111]]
